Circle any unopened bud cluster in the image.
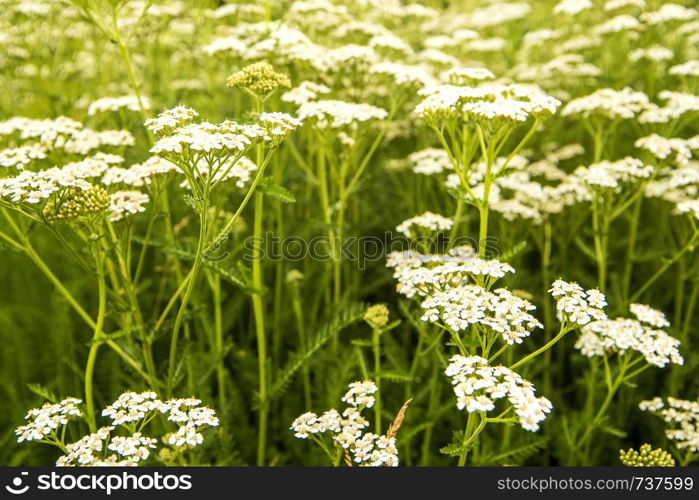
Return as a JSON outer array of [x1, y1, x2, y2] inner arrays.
[[364, 304, 389, 329], [43, 185, 110, 222], [619, 444, 675, 467], [227, 62, 291, 96]]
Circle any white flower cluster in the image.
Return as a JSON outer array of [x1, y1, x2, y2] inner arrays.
[[576, 310, 683, 367], [0, 143, 47, 169], [630, 303, 670, 328], [296, 100, 387, 129], [421, 285, 542, 345], [549, 279, 607, 326], [592, 15, 643, 36], [562, 88, 649, 120], [640, 4, 698, 26], [640, 91, 699, 124], [553, 0, 592, 16], [150, 121, 266, 156], [145, 105, 199, 135], [101, 157, 178, 187], [416, 83, 560, 123], [604, 0, 645, 11], [351, 433, 399, 467], [258, 112, 303, 143], [370, 62, 436, 88], [630, 45, 674, 63], [1, 166, 93, 204], [291, 381, 398, 466], [396, 211, 453, 238], [443, 67, 495, 84], [669, 60, 699, 78], [341, 381, 377, 408], [281, 81, 330, 106], [16, 398, 82, 442], [101, 391, 168, 425], [406, 148, 453, 176], [108, 191, 150, 222], [445, 355, 552, 431], [106, 433, 157, 463], [0, 116, 133, 156], [87, 95, 151, 116], [27, 390, 221, 466], [386, 246, 515, 298], [635, 134, 694, 165], [56, 426, 115, 466], [573, 157, 653, 191], [675, 199, 699, 220], [166, 398, 220, 447], [639, 397, 699, 453]]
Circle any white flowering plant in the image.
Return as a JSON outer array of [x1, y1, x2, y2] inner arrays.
[[16, 391, 218, 466], [1, 0, 699, 469]]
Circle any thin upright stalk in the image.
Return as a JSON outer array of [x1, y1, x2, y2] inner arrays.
[[166, 208, 208, 395], [621, 196, 642, 301], [372, 326, 382, 434], [84, 249, 107, 433], [252, 191, 268, 466]]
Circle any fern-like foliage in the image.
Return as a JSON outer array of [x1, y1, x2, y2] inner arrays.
[[268, 302, 365, 403]]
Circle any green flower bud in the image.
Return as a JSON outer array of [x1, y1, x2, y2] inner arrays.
[[43, 185, 110, 223], [620, 444, 675, 467], [226, 62, 291, 97], [364, 304, 390, 329]]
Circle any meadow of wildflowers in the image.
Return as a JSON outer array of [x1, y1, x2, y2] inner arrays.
[[0, 0, 698, 468]]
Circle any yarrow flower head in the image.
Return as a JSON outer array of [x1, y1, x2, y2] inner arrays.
[[445, 355, 552, 431], [101, 391, 168, 425], [630, 303, 670, 328], [226, 62, 291, 96], [421, 285, 542, 345], [386, 247, 514, 298], [341, 381, 378, 408], [364, 304, 390, 329], [619, 444, 675, 466], [108, 191, 150, 222], [549, 279, 607, 326], [576, 308, 683, 367], [165, 398, 220, 447], [396, 211, 453, 238], [258, 112, 302, 144], [290, 381, 399, 466], [297, 100, 387, 129], [562, 88, 649, 120], [88, 95, 151, 116], [18, 391, 218, 466], [16, 398, 82, 442], [639, 397, 699, 453], [416, 83, 560, 123], [573, 157, 653, 191], [145, 106, 199, 136], [42, 185, 111, 223]]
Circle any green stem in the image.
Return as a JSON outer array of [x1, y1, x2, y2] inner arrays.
[[541, 221, 554, 396], [510, 325, 570, 370], [372, 327, 382, 434], [85, 249, 107, 433], [252, 192, 268, 466], [622, 196, 642, 302], [457, 413, 485, 466], [629, 229, 699, 304], [166, 208, 208, 395], [212, 275, 226, 410]]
